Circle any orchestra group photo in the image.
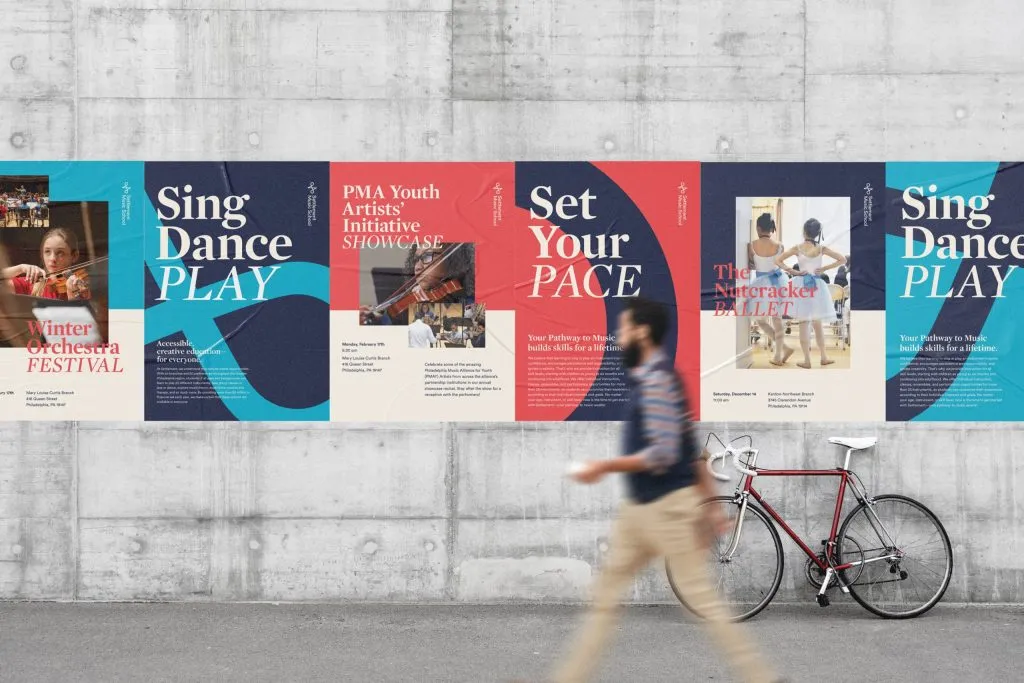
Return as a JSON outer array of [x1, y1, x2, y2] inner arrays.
[[1, 175, 49, 228]]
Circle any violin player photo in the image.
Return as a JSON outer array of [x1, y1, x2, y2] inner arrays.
[[2, 227, 92, 301], [359, 242, 477, 326], [0, 200, 110, 346]]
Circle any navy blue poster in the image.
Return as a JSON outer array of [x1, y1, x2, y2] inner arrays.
[[143, 162, 330, 421], [698, 162, 886, 422]]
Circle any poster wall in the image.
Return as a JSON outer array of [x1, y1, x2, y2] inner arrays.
[[2, 160, 1021, 423]]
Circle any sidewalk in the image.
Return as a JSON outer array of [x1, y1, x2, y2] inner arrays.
[[1, 602, 1019, 682]]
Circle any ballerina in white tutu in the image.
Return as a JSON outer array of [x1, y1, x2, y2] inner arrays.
[[746, 212, 794, 366], [775, 218, 846, 369]]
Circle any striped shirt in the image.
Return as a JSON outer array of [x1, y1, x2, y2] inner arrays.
[[628, 348, 694, 474]]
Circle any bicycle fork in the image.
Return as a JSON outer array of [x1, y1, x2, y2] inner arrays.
[[720, 494, 751, 560]]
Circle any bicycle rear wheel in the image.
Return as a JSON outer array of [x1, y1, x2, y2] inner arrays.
[[837, 494, 953, 619], [666, 496, 784, 622]]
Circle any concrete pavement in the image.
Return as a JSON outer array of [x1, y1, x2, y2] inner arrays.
[[1, 602, 1019, 682]]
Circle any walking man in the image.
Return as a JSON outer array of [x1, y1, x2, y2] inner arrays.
[[552, 296, 783, 683]]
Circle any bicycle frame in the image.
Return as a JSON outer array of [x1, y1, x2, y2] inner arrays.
[[720, 446, 904, 597]]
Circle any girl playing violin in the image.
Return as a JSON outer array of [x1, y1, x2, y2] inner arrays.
[[361, 242, 476, 325], [1, 227, 91, 300]]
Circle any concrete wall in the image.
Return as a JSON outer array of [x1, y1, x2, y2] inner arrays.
[[3, 1, 1024, 603], [2, 420, 1022, 604]]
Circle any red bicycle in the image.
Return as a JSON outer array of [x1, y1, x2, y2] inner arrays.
[[666, 433, 953, 621]]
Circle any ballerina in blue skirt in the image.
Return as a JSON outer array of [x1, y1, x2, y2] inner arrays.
[[745, 212, 794, 366], [775, 218, 846, 369]]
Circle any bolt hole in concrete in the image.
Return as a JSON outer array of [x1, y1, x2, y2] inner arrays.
[[11, 544, 22, 555], [130, 541, 142, 552], [249, 540, 261, 550], [717, 137, 731, 153], [425, 133, 438, 147], [955, 107, 968, 120], [603, 139, 615, 152], [10, 55, 26, 70], [424, 541, 435, 552], [362, 541, 379, 555], [248, 131, 260, 146], [10, 132, 26, 148], [835, 136, 847, 151]]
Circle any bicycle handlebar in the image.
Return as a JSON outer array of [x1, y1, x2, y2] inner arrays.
[[705, 446, 758, 482]]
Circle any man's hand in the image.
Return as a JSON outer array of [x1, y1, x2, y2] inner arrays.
[[707, 506, 733, 536], [698, 505, 734, 550], [569, 460, 608, 485]]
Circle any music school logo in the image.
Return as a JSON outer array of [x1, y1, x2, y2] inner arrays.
[[307, 181, 319, 227], [492, 182, 504, 227]]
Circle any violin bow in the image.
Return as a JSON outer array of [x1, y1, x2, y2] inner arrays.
[[81, 201, 97, 271], [43, 255, 110, 283], [369, 243, 465, 315]]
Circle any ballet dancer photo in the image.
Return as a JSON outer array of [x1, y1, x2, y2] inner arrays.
[[775, 218, 846, 369], [733, 197, 851, 370], [744, 212, 795, 366]]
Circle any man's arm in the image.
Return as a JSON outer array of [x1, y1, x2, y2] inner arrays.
[[691, 444, 730, 543], [693, 447, 720, 501]]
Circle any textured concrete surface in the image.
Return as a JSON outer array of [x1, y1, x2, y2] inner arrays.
[[2, 421, 1022, 603], [1, 602, 1021, 682], [2, 1, 1024, 604]]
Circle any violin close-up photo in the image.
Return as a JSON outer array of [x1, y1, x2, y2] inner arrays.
[[0, 199, 112, 347], [359, 242, 477, 326], [45, 263, 96, 299]]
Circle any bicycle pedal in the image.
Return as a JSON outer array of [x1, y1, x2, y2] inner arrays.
[[816, 594, 830, 607]]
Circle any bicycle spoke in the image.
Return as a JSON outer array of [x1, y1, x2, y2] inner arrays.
[[838, 495, 952, 618]]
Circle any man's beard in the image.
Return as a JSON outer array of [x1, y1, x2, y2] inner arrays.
[[621, 341, 642, 369]]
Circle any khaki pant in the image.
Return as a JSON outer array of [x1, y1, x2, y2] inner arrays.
[[553, 486, 777, 683]]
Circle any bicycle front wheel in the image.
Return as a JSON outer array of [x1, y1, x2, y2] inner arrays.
[[837, 494, 953, 619], [666, 496, 784, 622]]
